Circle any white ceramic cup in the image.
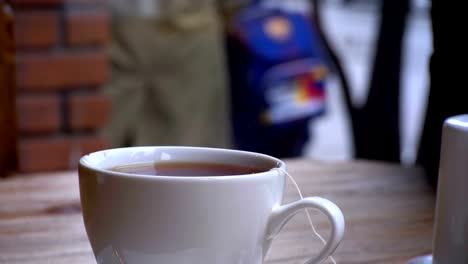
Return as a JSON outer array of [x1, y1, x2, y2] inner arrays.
[[79, 147, 345, 264], [432, 115, 468, 263]]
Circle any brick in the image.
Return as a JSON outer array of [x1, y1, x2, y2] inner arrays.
[[66, 10, 109, 46], [78, 135, 108, 155], [68, 93, 110, 130], [17, 94, 60, 134], [16, 51, 109, 91], [18, 135, 108, 172], [18, 137, 69, 172], [15, 11, 58, 49]]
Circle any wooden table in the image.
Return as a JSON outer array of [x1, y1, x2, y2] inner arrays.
[[0, 160, 435, 264]]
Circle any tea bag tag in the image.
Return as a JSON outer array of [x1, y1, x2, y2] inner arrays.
[[272, 168, 337, 264]]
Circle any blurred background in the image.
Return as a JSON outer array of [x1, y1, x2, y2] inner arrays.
[[304, 0, 431, 163], [1, 0, 433, 175]]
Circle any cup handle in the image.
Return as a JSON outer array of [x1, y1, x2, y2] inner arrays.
[[265, 197, 345, 264]]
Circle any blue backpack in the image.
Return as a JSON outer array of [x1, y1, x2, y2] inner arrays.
[[227, 4, 328, 157]]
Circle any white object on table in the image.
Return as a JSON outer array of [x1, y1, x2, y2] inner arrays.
[[433, 114, 468, 263]]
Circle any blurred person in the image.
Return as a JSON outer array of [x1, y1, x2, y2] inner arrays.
[[226, 0, 328, 158], [315, 0, 461, 186], [312, 0, 409, 162], [104, 0, 231, 148], [417, 0, 466, 186]]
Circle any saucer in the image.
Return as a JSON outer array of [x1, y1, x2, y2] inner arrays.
[[407, 255, 432, 264]]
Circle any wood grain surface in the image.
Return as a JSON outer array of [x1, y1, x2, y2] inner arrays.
[[0, 159, 435, 264]]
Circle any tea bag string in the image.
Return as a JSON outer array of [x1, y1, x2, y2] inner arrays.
[[272, 168, 337, 264]]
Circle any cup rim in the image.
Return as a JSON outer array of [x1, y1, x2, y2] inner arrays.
[[79, 146, 286, 180], [445, 114, 468, 131]]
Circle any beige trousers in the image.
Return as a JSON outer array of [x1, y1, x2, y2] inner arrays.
[[104, 1, 232, 148]]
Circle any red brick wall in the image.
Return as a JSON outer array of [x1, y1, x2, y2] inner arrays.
[[12, 0, 110, 172]]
